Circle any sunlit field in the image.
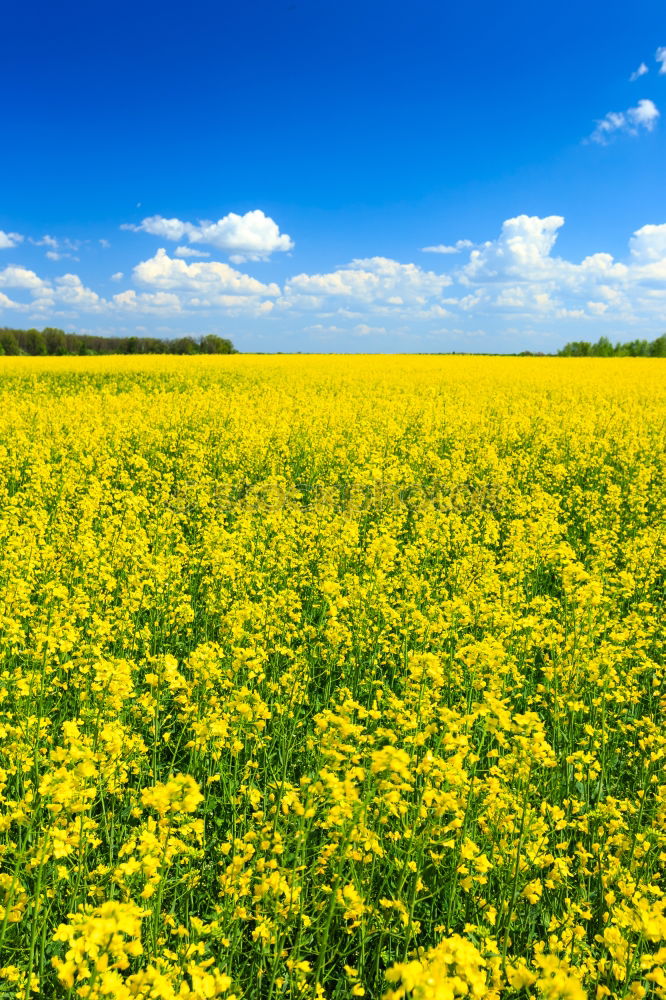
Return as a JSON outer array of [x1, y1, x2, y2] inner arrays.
[[0, 355, 664, 1000]]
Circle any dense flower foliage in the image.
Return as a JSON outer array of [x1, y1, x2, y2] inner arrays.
[[0, 354, 664, 999]]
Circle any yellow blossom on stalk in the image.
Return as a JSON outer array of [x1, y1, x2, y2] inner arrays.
[[371, 746, 413, 782], [533, 953, 586, 1000], [0, 874, 28, 923], [337, 883, 369, 929], [141, 775, 204, 816], [384, 935, 496, 1000], [51, 901, 145, 991]]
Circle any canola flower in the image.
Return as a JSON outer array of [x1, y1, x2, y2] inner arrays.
[[0, 354, 663, 999]]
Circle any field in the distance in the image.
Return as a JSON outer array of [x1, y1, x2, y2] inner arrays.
[[0, 355, 664, 1000]]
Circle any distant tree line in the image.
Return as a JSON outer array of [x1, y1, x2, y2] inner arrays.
[[557, 334, 666, 357], [0, 327, 237, 356], [1, 326, 664, 358]]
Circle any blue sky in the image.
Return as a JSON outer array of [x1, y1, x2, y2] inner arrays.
[[2, 0, 665, 352]]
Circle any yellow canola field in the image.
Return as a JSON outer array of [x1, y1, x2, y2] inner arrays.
[[0, 355, 664, 1000]]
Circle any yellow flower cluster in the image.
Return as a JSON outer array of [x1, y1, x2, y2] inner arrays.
[[384, 934, 497, 999], [141, 775, 205, 816], [0, 354, 663, 999]]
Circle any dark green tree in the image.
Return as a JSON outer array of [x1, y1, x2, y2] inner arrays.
[[0, 330, 20, 355], [649, 334, 666, 357], [169, 337, 198, 355], [591, 336, 614, 357], [199, 334, 234, 354], [23, 328, 47, 355], [44, 328, 68, 355]]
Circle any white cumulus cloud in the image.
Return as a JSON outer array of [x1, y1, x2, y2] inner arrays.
[[283, 257, 452, 312], [629, 223, 666, 263], [134, 249, 279, 296], [0, 264, 104, 313], [174, 246, 210, 259], [0, 231, 23, 250], [421, 240, 473, 254], [630, 62, 649, 81], [52, 274, 102, 309], [657, 46, 666, 74], [113, 290, 183, 313], [31, 235, 59, 249], [452, 213, 666, 322], [31, 234, 81, 260], [129, 249, 280, 314], [589, 99, 659, 144], [628, 223, 666, 283], [461, 216, 569, 283], [124, 209, 294, 262], [0, 292, 21, 309], [0, 265, 49, 293]]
